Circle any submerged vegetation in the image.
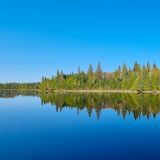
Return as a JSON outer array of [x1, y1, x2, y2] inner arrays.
[[40, 62, 160, 91]]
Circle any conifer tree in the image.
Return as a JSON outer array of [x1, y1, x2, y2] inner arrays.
[[147, 62, 151, 72], [56, 70, 60, 77], [60, 70, 64, 79], [96, 62, 102, 79], [122, 63, 128, 76], [133, 62, 141, 72], [78, 67, 81, 74], [87, 64, 93, 74]]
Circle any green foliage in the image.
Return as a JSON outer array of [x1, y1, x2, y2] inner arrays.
[[95, 61, 103, 79], [39, 62, 160, 91], [0, 83, 39, 90], [1, 62, 160, 92], [87, 64, 94, 74]]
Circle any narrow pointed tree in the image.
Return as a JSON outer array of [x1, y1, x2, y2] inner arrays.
[[153, 63, 157, 69], [78, 67, 81, 74], [115, 65, 122, 80], [117, 65, 121, 74], [96, 62, 102, 79], [122, 63, 128, 76], [60, 70, 64, 80], [147, 62, 151, 72], [87, 64, 93, 74], [133, 61, 141, 72], [56, 70, 60, 77], [151, 63, 159, 90]]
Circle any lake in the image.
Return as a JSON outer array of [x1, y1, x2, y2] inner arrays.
[[0, 90, 160, 160]]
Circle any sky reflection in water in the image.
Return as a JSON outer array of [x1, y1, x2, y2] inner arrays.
[[0, 91, 160, 160]]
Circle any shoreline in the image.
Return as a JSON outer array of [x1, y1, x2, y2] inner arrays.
[[48, 89, 160, 94], [1, 89, 160, 94]]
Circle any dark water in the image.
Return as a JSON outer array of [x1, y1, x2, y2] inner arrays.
[[0, 90, 160, 160]]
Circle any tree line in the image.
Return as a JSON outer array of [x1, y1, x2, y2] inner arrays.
[[0, 83, 39, 90], [40, 62, 160, 91]]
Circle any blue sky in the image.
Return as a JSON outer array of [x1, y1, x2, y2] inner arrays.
[[0, 0, 160, 82]]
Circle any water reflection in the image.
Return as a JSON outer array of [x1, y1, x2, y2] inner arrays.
[[0, 90, 160, 120], [0, 90, 38, 98], [40, 93, 160, 120]]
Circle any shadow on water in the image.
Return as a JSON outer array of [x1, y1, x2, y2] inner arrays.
[[0, 90, 160, 120]]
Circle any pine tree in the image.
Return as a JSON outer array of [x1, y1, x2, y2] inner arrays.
[[147, 62, 151, 72], [117, 65, 121, 74], [122, 63, 128, 76], [96, 62, 102, 79], [56, 70, 60, 77], [60, 70, 64, 80], [153, 63, 157, 69], [87, 64, 93, 74], [78, 67, 81, 74], [151, 63, 159, 90], [133, 62, 141, 72]]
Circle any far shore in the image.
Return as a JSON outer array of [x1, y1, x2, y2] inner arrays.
[[47, 89, 160, 94], [1, 89, 160, 94]]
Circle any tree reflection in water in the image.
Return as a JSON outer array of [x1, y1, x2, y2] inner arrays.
[[40, 92, 160, 120], [0, 90, 160, 120]]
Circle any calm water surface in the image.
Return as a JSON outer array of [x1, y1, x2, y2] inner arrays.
[[0, 91, 160, 160]]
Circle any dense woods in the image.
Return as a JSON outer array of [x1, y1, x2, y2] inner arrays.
[[40, 62, 160, 91], [0, 83, 39, 90], [0, 62, 160, 92]]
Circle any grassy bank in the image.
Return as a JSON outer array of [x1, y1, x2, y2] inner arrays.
[[43, 89, 160, 94]]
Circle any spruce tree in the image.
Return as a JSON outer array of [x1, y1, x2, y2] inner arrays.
[[122, 63, 128, 76], [147, 62, 151, 72], [56, 70, 60, 77], [133, 62, 141, 72], [87, 64, 93, 74], [96, 62, 102, 79], [60, 70, 64, 79], [78, 67, 81, 74]]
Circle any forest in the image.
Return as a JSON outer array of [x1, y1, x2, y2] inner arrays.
[[0, 83, 39, 90], [0, 62, 160, 92], [40, 62, 160, 91]]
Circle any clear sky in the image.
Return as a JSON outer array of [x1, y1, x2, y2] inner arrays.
[[0, 0, 160, 82]]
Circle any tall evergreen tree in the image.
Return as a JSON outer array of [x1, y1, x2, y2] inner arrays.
[[147, 62, 151, 72], [96, 62, 102, 79], [133, 62, 141, 72], [117, 65, 121, 74], [122, 63, 128, 76], [78, 67, 81, 74], [56, 70, 60, 77], [87, 64, 93, 74], [153, 63, 157, 69], [60, 70, 64, 79]]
